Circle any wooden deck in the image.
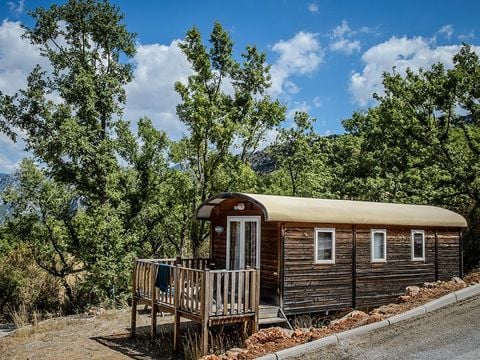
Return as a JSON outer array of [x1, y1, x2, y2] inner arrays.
[[131, 258, 261, 355]]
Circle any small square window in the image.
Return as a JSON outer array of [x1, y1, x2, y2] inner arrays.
[[371, 229, 387, 262], [411, 230, 425, 261], [315, 228, 335, 264]]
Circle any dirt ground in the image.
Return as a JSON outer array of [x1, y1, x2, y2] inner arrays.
[[0, 308, 183, 360], [1, 271, 479, 360]]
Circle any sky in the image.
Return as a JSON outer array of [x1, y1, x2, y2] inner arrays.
[[0, 0, 479, 173]]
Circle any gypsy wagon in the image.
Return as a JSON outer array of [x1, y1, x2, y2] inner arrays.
[[131, 193, 467, 354]]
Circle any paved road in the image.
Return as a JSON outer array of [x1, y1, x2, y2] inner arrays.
[[292, 295, 480, 360], [0, 324, 15, 338]]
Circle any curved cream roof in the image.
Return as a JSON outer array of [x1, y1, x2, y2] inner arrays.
[[197, 193, 467, 228]]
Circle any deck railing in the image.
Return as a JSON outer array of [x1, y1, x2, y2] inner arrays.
[[132, 258, 260, 355], [208, 269, 258, 317], [133, 258, 260, 319]]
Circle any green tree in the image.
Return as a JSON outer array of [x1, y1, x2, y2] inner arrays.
[[115, 117, 192, 257], [173, 22, 285, 255], [0, 0, 139, 307], [0, 0, 135, 203], [2, 160, 83, 306], [262, 112, 331, 197], [343, 45, 480, 270]]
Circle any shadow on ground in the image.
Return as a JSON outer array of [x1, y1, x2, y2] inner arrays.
[[92, 322, 199, 360]]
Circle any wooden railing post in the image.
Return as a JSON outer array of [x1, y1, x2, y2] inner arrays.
[[253, 268, 260, 333], [173, 265, 180, 352], [130, 259, 137, 337], [176, 256, 182, 267], [201, 269, 211, 356], [150, 262, 157, 338]]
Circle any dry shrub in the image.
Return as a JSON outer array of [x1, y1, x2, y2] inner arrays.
[[0, 245, 64, 325]]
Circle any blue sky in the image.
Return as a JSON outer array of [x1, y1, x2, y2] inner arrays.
[[0, 0, 479, 172]]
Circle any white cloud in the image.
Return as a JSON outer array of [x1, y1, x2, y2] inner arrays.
[[458, 30, 475, 42], [312, 96, 322, 108], [124, 40, 193, 139], [283, 80, 300, 94], [438, 24, 454, 40], [286, 100, 311, 119], [332, 20, 351, 39], [307, 2, 319, 14], [269, 31, 324, 96], [0, 133, 24, 173], [329, 20, 361, 55], [330, 38, 361, 55], [0, 20, 48, 173], [7, 0, 24, 15], [349, 36, 480, 106], [0, 20, 48, 96]]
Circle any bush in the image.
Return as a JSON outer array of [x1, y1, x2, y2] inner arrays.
[[0, 244, 63, 323]]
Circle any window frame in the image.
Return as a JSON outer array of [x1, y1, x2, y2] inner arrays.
[[314, 227, 336, 264], [411, 230, 426, 261], [371, 229, 387, 263]]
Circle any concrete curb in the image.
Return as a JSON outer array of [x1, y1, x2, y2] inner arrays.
[[387, 305, 426, 324], [335, 319, 389, 339], [275, 335, 337, 359], [255, 283, 480, 360]]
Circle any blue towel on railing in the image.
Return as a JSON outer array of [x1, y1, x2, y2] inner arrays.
[[155, 264, 170, 292]]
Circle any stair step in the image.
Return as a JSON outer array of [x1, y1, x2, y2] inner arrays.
[[259, 317, 289, 325], [259, 310, 278, 316], [259, 305, 280, 319]]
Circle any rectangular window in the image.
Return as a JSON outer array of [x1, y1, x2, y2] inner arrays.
[[411, 230, 425, 261], [371, 229, 387, 262], [315, 228, 335, 264]]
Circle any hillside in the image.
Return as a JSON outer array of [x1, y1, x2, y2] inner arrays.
[[0, 174, 12, 222]]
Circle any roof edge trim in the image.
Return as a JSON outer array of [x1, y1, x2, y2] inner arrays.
[[196, 192, 269, 220]]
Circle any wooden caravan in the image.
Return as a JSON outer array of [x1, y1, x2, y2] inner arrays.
[[131, 193, 467, 354], [197, 193, 467, 314]]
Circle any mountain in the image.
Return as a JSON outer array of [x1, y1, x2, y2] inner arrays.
[[0, 173, 13, 222]]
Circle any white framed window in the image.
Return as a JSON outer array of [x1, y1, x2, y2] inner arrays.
[[371, 229, 387, 262], [411, 230, 425, 261], [315, 228, 335, 264]]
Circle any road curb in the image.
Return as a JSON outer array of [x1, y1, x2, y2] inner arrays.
[[335, 319, 389, 339], [387, 305, 426, 324], [275, 335, 338, 359], [255, 283, 480, 359]]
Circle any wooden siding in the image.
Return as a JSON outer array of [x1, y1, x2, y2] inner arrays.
[[282, 224, 461, 314], [283, 224, 353, 314], [355, 226, 436, 308], [209, 198, 280, 305], [437, 230, 461, 281]]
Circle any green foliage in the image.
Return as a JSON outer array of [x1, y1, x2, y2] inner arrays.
[[115, 117, 192, 257], [261, 112, 332, 197], [0, 241, 63, 321], [173, 22, 285, 255], [342, 45, 480, 269], [0, 0, 141, 311], [1, 0, 135, 203]]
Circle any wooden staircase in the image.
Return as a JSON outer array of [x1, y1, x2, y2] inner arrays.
[[258, 305, 292, 329]]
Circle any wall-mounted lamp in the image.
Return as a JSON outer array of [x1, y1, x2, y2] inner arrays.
[[214, 226, 224, 234], [234, 202, 245, 211]]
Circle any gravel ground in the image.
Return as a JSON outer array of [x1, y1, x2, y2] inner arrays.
[[292, 295, 480, 360]]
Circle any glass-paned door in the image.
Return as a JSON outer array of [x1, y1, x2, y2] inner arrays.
[[227, 217, 261, 270]]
